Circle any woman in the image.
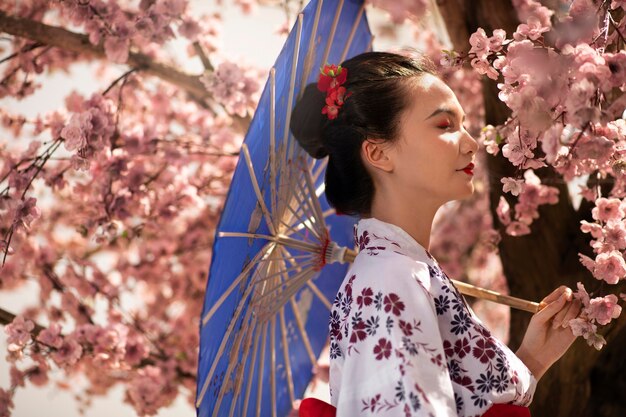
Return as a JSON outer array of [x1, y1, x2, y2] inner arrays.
[[290, 52, 583, 417]]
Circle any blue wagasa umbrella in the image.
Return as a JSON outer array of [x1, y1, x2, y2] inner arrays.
[[195, 1, 373, 417]]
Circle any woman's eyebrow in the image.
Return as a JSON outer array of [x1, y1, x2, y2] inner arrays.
[[424, 107, 466, 122]]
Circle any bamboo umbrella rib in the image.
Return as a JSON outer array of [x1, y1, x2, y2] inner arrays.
[[311, 156, 328, 185], [276, 139, 294, 223], [267, 272, 319, 318], [279, 306, 296, 405], [276, 234, 322, 252], [218, 232, 320, 253], [255, 322, 269, 417], [279, 217, 319, 246], [242, 327, 262, 417], [270, 315, 278, 417], [320, 0, 345, 68], [228, 315, 258, 417], [306, 280, 333, 311], [302, 161, 327, 228], [284, 176, 319, 224], [282, 201, 321, 243], [284, 13, 304, 166], [202, 242, 273, 326], [281, 197, 322, 241], [289, 296, 317, 366], [278, 160, 313, 232], [322, 208, 336, 218], [293, 165, 324, 230], [262, 269, 319, 317], [279, 245, 319, 367], [242, 143, 277, 237], [298, 0, 323, 100], [269, 68, 278, 231], [212, 305, 255, 417], [277, 198, 320, 243], [282, 169, 323, 235], [253, 263, 318, 309], [290, 171, 325, 235], [340, 3, 365, 62], [196, 271, 260, 407], [255, 251, 314, 266], [253, 259, 317, 288], [293, 163, 326, 224]]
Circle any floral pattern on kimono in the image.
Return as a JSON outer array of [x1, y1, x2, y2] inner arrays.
[[328, 217, 537, 417]]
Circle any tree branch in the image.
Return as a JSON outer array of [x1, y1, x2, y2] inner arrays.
[[0, 11, 250, 133]]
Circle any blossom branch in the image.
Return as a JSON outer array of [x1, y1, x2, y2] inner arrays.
[[0, 40, 45, 65], [0, 11, 251, 132]]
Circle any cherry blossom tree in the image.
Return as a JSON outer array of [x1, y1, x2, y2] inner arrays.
[[1, 1, 625, 417]]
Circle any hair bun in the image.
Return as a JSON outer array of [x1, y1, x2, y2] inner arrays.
[[290, 83, 328, 159]]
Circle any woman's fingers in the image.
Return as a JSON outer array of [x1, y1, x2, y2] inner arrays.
[[541, 285, 571, 304], [559, 299, 583, 329], [551, 299, 572, 329], [534, 289, 571, 323], [551, 297, 580, 329]]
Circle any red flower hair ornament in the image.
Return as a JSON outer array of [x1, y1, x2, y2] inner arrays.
[[317, 64, 351, 120]]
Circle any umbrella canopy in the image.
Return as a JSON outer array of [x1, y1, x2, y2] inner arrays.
[[196, 1, 372, 417]]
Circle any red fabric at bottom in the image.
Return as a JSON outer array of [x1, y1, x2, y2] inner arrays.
[[482, 403, 531, 417], [299, 398, 337, 417], [298, 397, 531, 417]]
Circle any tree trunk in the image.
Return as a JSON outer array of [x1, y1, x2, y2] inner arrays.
[[437, 1, 626, 416]]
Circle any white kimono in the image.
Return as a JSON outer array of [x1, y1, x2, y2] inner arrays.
[[328, 217, 537, 417]]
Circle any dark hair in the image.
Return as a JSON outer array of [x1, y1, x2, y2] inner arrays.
[[290, 51, 437, 217]]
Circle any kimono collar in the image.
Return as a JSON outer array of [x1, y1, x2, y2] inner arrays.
[[353, 217, 438, 268]]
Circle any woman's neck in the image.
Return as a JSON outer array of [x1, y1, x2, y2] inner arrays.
[[369, 190, 440, 252]]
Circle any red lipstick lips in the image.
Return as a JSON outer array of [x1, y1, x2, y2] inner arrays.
[[460, 162, 474, 175]]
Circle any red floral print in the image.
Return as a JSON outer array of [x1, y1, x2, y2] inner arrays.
[[373, 338, 392, 360]]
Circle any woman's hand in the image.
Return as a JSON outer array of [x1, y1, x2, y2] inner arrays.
[[515, 285, 583, 382]]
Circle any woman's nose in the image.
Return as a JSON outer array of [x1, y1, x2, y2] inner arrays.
[[462, 130, 479, 155]]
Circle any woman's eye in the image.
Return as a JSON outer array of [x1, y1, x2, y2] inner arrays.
[[437, 121, 452, 129]]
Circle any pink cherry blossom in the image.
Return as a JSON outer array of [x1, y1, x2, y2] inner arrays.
[[0, 388, 14, 417], [580, 220, 603, 239], [104, 36, 130, 64], [587, 294, 622, 325], [36, 323, 63, 349], [496, 196, 512, 225], [603, 52, 626, 87], [5, 316, 34, 352], [51, 338, 83, 367], [573, 281, 591, 308], [514, 17, 549, 41], [567, 317, 597, 338], [469, 28, 490, 59], [488, 29, 507, 52], [501, 177, 524, 196], [11, 197, 41, 231], [506, 221, 531, 236], [592, 198, 625, 222], [603, 220, 626, 250], [593, 250, 626, 284], [471, 57, 499, 80], [369, 0, 429, 23]]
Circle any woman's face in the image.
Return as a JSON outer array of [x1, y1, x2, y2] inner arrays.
[[385, 73, 479, 205]]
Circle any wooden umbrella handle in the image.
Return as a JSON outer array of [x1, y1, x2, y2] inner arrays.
[[450, 279, 547, 313], [342, 247, 546, 313]]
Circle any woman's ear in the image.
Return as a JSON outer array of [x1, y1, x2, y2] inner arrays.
[[361, 138, 394, 173]]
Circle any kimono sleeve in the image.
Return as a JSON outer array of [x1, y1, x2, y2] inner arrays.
[[334, 256, 459, 416]]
